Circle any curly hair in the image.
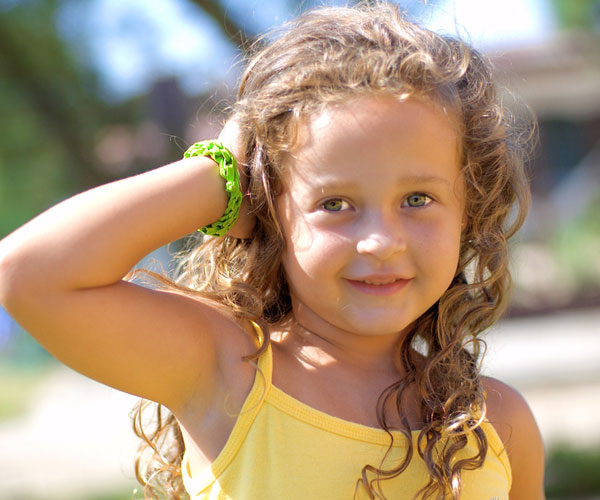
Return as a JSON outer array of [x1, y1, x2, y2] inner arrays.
[[133, 2, 533, 499]]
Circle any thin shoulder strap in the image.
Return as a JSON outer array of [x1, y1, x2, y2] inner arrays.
[[249, 320, 273, 389]]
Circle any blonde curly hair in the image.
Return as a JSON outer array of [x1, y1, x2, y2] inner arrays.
[[133, 2, 533, 499]]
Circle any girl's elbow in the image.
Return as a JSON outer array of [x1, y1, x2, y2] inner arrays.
[[0, 241, 41, 312]]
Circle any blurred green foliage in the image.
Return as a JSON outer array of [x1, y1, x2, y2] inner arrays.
[[545, 444, 600, 498], [0, 0, 115, 236], [0, 363, 52, 419], [551, 0, 600, 30], [553, 195, 600, 288], [86, 492, 139, 500], [0, 0, 235, 237]]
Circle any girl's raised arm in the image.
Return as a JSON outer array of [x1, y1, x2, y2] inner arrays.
[[0, 148, 250, 412]]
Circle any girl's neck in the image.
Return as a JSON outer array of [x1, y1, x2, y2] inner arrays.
[[272, 307, 408, 377]]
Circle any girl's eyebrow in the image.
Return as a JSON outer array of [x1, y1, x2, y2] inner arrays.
[[397, 175, 452, 187], [310, 175, 452, 191]]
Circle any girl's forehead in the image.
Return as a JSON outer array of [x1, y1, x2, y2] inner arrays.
[[292, 95, 460, 151], [285, 96, 461, 166], [279, 95, 463, 195]]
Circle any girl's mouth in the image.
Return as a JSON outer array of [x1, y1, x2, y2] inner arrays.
[[345, 277, 411, 296]]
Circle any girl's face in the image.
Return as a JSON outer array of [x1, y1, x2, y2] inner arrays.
[[277, 96, 464, 340]]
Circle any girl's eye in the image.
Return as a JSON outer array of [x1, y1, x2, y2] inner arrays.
[[322, 199, 349, 212], [403, 193, 432, 208]]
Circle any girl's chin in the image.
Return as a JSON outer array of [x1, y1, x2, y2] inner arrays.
[[289, 296, 418, 337], [332, 315, 413, 338]]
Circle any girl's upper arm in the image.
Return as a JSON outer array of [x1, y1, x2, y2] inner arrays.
[[6, 278, 244, 413], [0, 151, 255, 413], [483, 377, 546, 500]]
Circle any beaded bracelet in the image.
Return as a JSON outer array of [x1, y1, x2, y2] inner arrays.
[[183, 140, 242, 237]]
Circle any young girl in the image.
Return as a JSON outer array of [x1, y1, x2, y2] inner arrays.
[[0, 3, 544, 499]]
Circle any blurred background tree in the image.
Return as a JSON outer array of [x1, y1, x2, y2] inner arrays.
[[551, 0, 600, 30], [0, 0, 105, 235], [0, 0, 227, 236]]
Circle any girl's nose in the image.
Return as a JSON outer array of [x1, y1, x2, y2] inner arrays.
[[355, 228, 407, 261]]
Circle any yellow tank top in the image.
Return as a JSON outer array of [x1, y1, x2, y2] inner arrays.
[[182, 326, 512, 499]]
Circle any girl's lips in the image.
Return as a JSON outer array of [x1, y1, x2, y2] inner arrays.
[[345, 277, 412, 296]]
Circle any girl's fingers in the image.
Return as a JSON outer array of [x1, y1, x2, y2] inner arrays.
[[217, 119, 256, 239], [228, 192, 256, 239], [218, 119, 246, 164]]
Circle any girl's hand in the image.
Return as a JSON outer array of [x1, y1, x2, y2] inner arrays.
[[218, 119, 256, 239]]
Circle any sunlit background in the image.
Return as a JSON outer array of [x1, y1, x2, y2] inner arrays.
[[1, 0, 599, 499]]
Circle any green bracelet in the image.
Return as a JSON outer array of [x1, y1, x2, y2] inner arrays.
[[183, 140, 242, 237]]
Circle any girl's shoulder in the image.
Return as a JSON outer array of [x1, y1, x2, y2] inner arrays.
[[482, 376, 539, 445], [482, 376, 546, 500]]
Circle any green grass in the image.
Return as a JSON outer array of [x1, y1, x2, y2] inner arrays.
[[2, 486, 142, 500], [85, 491, 140, 500], [545, 444, 600, 499], [0, 363, 53, 420], [78, 487, 176, 500]]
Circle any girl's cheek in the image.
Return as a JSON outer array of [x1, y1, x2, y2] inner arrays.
[[287, 216, 313, 250], [303, 227, 350, 256], [291, 210, 350, 243], [410, 217, 462, 258]]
